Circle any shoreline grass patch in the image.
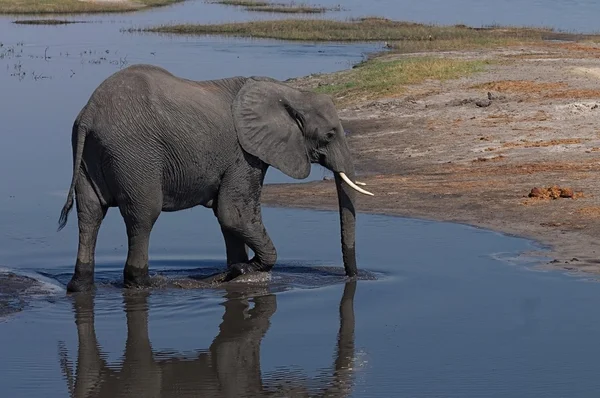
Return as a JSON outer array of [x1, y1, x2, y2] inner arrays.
[[210, 0, 339, 14], [0, 0, 183, 15], [136, 17, 591, 46], [312, 57, 488, 106]]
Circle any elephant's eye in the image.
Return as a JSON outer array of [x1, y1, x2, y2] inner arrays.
[[325, 130, 336, 141]]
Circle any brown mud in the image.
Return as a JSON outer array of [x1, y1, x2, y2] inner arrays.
[[263, 43, 600, 275]]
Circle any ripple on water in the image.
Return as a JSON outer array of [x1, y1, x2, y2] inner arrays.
[[2, 261, 381, 323], [41, 261, 382, 293]]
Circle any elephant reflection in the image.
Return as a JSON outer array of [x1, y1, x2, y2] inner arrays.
[[59, 282, 357, 398]]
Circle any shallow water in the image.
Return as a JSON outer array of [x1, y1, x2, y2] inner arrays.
[[2, 0, 600, 397], [7, 209, 600, 397]]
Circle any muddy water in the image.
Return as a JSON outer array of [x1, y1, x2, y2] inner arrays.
[[2, 0, 600, 397]]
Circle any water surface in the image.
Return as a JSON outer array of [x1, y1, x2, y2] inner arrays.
[[6, 0, 600, 32], [2, 1, 600, 397], [6, 208, 600, 397]]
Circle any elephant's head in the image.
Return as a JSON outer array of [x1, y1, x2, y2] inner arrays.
[[232, 77, 373, 277]]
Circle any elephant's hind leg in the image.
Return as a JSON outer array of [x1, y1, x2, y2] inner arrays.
[[67, 173, 108, 293], [119, 198, 162, 288]]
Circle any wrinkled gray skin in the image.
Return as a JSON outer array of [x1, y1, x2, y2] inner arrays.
[[59, 281, 357, 397], [58, 64, 359, 292]]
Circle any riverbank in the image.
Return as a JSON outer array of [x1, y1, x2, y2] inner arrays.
[[0, 0, 182, 14], [262, 41, 600, 276]]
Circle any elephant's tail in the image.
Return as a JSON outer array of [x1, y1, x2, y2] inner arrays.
[[58, 121, 87, 231]]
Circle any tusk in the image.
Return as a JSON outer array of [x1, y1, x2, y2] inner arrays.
[[339, 172, 374, 196], [354, 181, 367, 186]]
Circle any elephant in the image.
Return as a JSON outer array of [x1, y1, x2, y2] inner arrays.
[[57, 64, 373, 292], [58, 281, 357, 397]]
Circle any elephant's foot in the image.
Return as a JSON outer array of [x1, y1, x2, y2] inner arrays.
[[66, 268, 95, 293], [199, 262, 272, 285], [224, 262, 270, 282], [123, 266, 151, 289]]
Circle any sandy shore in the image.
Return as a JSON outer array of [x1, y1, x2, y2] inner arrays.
[[262, 43, 600, 276]]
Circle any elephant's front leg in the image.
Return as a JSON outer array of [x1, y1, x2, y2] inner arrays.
[[214, 174, 277, 281], [214, 208, 249, 267], [217, 206, 277, 281]]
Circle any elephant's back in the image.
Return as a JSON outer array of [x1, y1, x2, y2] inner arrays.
[[80, 64, 245, 211], [86, 64, 242, 137], [87, 64, 176, 114]]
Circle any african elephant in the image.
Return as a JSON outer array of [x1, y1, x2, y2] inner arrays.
[[57, 64, 373, 292], [58, 281, 357, 397]]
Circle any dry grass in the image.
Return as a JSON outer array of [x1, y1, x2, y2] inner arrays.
[[0, 0, 181, 14], [313, 57, 487, 106]]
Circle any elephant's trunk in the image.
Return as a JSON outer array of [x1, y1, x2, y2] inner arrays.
[[334, 163, 358, 278]]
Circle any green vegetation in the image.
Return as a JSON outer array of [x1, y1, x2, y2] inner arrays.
[[312, 57, 488, 106], [211, 0, 339, 14], [0, 0, 182, 14], [137, 17, 573, 45]]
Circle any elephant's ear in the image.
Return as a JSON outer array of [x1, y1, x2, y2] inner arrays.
[[232, 78, 311, 180]]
